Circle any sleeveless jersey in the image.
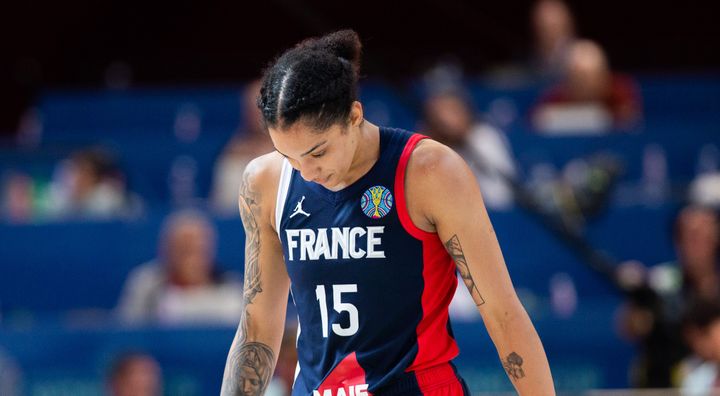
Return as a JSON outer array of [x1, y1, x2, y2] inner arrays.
[[275, 127, 461, 396]]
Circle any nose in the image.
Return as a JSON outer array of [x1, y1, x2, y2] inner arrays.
[[295, 161, 321, 181], [299, 164, 321, 182]]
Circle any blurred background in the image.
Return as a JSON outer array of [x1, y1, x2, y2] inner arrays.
[[1, 1, 719, 395]]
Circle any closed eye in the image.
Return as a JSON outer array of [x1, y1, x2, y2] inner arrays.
[[311, 150, 326, 158]]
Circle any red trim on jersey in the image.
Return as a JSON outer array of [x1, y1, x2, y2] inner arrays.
[[315, 352, 372, 396], [415, 363, 464, 395], [395, 133, 434, 241], [409, 238, 460, 371], [395, 133, 460, 372]]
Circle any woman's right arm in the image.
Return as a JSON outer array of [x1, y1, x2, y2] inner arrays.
[[221, 156, 291, 396]]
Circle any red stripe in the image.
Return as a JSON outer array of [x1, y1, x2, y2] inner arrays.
[[409, 238, 460, 371], [394, 133, 460, 372], [315, 352, 372, 396], [414, 363, 463, 394], [394, 133, 434, 241]]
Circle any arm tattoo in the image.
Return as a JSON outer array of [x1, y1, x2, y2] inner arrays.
[[239, 171, 262, 306], [221, 171, 276, 396], [445, 234, 485, 306], [502, 352, 526, 381], [221, 342, 275, 396]]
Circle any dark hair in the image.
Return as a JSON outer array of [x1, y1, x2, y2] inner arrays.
[[682, 297, 720, 332], [258, 30, 362, 131]]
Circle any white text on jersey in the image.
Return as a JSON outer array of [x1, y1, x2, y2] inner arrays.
[[313, 384, 369, 396], [286, 227, 385, 261]]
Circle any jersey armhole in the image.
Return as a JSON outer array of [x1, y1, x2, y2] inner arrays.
[[274, 159, 293, 238], [394, 133, 437, 241]]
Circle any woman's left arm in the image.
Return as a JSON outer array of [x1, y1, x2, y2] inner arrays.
[[406, 140, 555, 396]]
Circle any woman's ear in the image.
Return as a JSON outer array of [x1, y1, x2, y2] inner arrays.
[[349, 101, 364, 127]]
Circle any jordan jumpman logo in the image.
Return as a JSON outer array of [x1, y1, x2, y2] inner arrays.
[[290, 196, 311, 218]]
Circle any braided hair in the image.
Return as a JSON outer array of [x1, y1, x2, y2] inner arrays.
[[258, 30, 362, 131]]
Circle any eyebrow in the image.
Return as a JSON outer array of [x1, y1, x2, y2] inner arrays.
[[275, 140, 327, 159]]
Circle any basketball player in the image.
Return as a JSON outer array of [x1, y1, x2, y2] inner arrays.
[[221, 30, 555, 396]]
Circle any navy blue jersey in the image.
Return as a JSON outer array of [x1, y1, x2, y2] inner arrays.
[[276, 127, 461, 396]]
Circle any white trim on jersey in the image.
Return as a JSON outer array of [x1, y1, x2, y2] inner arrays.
[[275, 159, 293, 238], [294, 318, 301, 385], [289, 289, 301, 387]]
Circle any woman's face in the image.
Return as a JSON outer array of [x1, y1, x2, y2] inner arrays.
[[269, 103, 363, 191], [676, 208, 719, 271], [166, 221, 214, 286], [424, 94, 473, 144]]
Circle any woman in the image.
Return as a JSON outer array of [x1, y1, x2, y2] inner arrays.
[[221, 30, 555, 396]]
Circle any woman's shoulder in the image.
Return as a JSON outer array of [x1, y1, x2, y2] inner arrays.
[[406, 138, 467, 180], [240, 151, 286, 227], [404, 138, 478, 208], [401, 136, 485, 232], [242, 151, 285, 192]]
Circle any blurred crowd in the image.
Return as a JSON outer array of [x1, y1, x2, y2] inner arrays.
[[616, 206, 720, 391], [0, 2, 660, 225], [1, 1, 719, 395]]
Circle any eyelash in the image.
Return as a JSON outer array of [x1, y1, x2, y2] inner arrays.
[[311, 150, 326, 158]]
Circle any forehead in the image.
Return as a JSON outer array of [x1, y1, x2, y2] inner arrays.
[[268, 122, 344, 156], [679, 210, 717, 230], [428, 94, 467, 110]]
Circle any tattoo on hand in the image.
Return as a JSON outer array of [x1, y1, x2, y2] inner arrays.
[[221, 342, 275, 396], [503, 352, 526, 381], [445, 234, 485, 306]]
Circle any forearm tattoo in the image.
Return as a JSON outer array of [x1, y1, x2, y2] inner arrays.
[[502, 352, 526, 381], [239, 171, 262, 307], [221, 342, 275, 396], [221, 171, 275, 396], [445, 234, 485, 306]]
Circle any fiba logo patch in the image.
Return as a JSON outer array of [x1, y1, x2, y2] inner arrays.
[[360, 185, 393, 219]]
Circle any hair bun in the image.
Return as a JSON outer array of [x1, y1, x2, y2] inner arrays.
[[298, 29, 362, 72]]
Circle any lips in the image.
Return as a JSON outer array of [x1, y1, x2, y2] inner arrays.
[[317, 174, 332, 184]]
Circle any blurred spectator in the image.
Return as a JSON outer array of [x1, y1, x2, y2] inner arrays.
[[211, 79, 273, 215], [524, 153, 621, 232], [421, 88, 517, 210], [116, 209, 243, 325], [106, 352, 162, 396], [682, 143, 720, 213], [47, 147, 142, 220], [617, 205, 720, 388], [532, 39, 642, 133], [679, 299, 720, 394], [690, 173, 720, 210], [689, 145, 720, 209], [669, 207, 720, 300], [15, 107, 43, 149], [1, 171, 35, 223], [531, 0, 577, 79]]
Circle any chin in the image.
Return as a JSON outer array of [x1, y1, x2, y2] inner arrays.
[[322, 177, 344, 191], [320, 174, 334, 185], [321, 180, 337, 190]]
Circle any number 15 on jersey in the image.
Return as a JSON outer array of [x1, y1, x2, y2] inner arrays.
[[315, 284, 360, 338]]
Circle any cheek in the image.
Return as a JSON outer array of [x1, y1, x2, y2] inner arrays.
[[331, 150, 353, 172]]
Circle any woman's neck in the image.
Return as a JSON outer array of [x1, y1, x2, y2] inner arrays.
[[335, 121, 380, 191]]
